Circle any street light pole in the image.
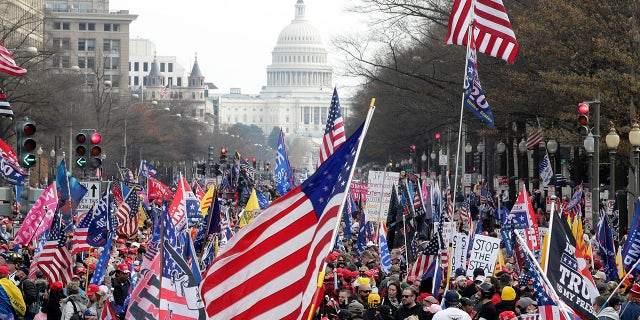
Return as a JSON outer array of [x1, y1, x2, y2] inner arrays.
[[605, 124, 620, 200], [629, 121, 640, 199]]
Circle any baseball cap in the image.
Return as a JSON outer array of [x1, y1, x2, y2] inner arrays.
[[593, 271, 606, 280], [474, 275, 486, 283], [50, 281, 63, 291], [347, 301, 364, 314], [0, 266, 9, 275], [499, 311, 517, 320], [517, 297, 538, 310], [116, 263, 131, 273], [76, 267, 87, 274], [86, 284, 100, 296], [444, 290, 460, 303], [455, 275, 467, 283]]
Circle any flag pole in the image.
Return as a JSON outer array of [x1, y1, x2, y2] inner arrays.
[[602, 256, 640, 308], [308, 98, 377, 319]]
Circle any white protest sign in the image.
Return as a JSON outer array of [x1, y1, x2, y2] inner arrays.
[[364, 171, 399, 222], [466, 234, 501, 277], [435, 221, 456, 246], [451, 232, 470, 274]]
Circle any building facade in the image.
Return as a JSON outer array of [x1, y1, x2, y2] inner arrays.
[[43, 0, 137, 94], [216, 0, 351, 170], [0, 0, 45, 47]]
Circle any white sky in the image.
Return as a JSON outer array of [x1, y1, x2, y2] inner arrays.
[[108, 0, 366, 94]]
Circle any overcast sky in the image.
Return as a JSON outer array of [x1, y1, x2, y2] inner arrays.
[[108, 0, 366, 94]]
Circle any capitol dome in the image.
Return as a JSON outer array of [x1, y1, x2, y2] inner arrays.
[[262, 0, 333, 97]]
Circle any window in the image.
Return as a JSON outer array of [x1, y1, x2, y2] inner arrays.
[[61, 56, 70, 68], [313, 107, 320, 125], [177, 77, 182, 86], [53, 22, 70, 30], [87, 39, 95, 51], [52, 38, 71, 50], [113, 24, 120, 31], [103, 39, 120, 52], [160, 63, 165, 72], [192, 92, 195, 99], [168, 63, 173, 72], [104, 57, 119, 70], [168, 77, 173, 85], [143, 62, 148, 72], [87, 57, 95, 69], [78, 39, 85, 51], [63, 22, 70, 30], [79, 23, 86, 30], [303, 107, 310, 124], [134, 76, 139, 86], [134, 62, 139, 71], [104, 24, 111, 31], [77, 57, 85, 69], [88, 23, 95, 30]]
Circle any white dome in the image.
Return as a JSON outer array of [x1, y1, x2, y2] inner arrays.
[[277, 21, 323, 45]]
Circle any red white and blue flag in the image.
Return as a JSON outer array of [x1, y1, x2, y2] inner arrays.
[[201, 123, 366, 319], [318, 87, 346, 166], [0, 42, 27, 76], [33, 211, 73, 284], [71, 208, 93, 255], [138, 160, 157, 178], [463, 35, 494, 127]]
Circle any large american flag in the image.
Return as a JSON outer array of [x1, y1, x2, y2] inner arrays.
[[200, 122, 365, 319], [526, 128, 544, 149], [116, 189, 140, 239], [445, 0, 519, 64], [0, 41, 27, 76], [34, 211, 73, 284], [318, 87, 346, 166]]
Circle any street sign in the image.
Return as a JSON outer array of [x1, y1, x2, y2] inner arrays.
[[77, 181, 101, 212]]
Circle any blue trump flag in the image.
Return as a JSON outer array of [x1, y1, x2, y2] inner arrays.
[[463, 36, 494, 128], [56, 159, 70, 201], [87, 186, 113, 247], [274, 129, 294, 196], [90, 236, 113, 285], [597, 214, 619, 282], [622, 199, 640, 272]]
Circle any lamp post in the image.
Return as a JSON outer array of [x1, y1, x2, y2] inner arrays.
[[584, 133, 595, 225], [430, 150, 436, 173], [518, 138, 527, 187], [477, 140, 485, 180], [421, 152, 427, 174], [605, 124, 620, 200], [629, 121, 640, 198], [49, 149, 55, 184], [465, 142, 473, 173], [497, 141, 506, 177]]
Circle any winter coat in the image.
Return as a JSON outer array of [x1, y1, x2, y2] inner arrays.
[[597, 306, 620, 320], [61, 293, 90, 320]]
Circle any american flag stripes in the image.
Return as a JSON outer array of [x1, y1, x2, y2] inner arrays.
[[0, 42, 27, 76], [34, 211, 73, 284], [0, 88, 13, 118], [526, 128, 544, 149], [445, 0, 519, 63], [116, 189, 140, 239], [160, 84, 170, 97], [318, 87, 346, 166], [200, 122, 365, 319], [71, 209, 93, 255]]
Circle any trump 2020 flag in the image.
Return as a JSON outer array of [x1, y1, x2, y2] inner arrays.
[[463, 36, 494, 128], [200, 121, 367, 319], [540, 154, 553, 187], [597, 214, 619, 282], [622, 198, 640, 272], [379, 224, 391, 274], [275, 129, 294, 196]]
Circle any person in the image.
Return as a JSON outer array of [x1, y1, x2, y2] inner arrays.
[[15, 266, 37, 320], [0, 264, 25, 319], [364, 293, 381, 320], [338, 288, 353, 309], [356, 282, 372, 306], [455, 275, 468, 296], [495, 286, 517, 314], [498, 310, 517, 320], [381, 281, 402, 314], [394, 287, 429, 320], [83, 284, 104, 320], [460, 297, 475, 318], [376, 304, 396, 320], [620, 283, 640, 320], [593, 294, 621, 320], [516, 297, 537, 315], [349, 300, 365, 320], [112, 263, 131, 318], [475, 282, 498, 320], [432, 291, 472, 320], [40, 281, 64, 320], [60, 281, 89, 320]]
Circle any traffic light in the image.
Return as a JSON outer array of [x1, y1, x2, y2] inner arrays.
[[16, 119, 37, 168], [74, 131, 88, 168], [577, 102, 590, 136], [196, 163, 206, 175], [210, 163, 221, 176], [89, 132, 102, 169], [220, 148, 227, 164], [252, 157, 257, 169]]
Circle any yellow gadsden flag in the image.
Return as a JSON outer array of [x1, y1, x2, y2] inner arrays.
[[239, 188, 260, 228], [200, 186, 216, 217]]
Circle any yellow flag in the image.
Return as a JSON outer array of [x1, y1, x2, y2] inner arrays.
[[137, 202, 146, 228], [616, 246, 625, 279], [0, 278, 25, 317], [200, 186, 216, 217], [494, 248, 505, 275], [239, 189, 261, 228]]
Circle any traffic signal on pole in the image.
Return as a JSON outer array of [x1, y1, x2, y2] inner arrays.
[[89, 132, 102, 169], [220, 148, 227, 164], [196, 163, 206, 175], [252, 157, 257, 169], [16, 119, 37, 168], [577, 102, 590, 136], [75, 131, 88, 168]]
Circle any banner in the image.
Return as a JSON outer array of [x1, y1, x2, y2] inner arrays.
[[451, 232, 470, 274], [466, 234, 500, 277], [349, 182, 368, 203], [13, 184, 58, 246], [546, 212, 597, 320], [364, 170, 399, 222]]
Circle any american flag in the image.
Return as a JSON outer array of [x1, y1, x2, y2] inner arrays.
[[101, 297, 119, 320], [408, 237, 439, 280], [139, 160, 158, 178], [0, 88, 13, 118], [34, 211, 73, 284], [526, 128, 544, 149], [318, 87, 346, 166], [200, 122, 365, 319], [160, 84, 169, 97], [445, 0, 519, 64], [0, 41, 27, 76], [116, 189, 140, 239], [71, 208, 93, 255]]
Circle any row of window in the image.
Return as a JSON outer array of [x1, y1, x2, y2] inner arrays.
[[129, 76, 183, 87], [129, 62, 173, 73], [46, 2, 105, 13], [52, 38, 120, 53], [49, 57, 120, 87], [275, 54, 325, 64], [53, 21, 120, 32]]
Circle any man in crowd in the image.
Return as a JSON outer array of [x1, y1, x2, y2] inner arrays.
[[432, 291, 472, 320], [15, 266, 36, 320], [395, 286, 428, 320], [112, 263, 131, 319]]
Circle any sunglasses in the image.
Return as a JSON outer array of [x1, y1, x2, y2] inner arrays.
[[402, 294, 413, 298], [361, 290, 372, 293]]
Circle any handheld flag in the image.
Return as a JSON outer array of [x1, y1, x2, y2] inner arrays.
[[318, 87, 346, 166], [463, 35, 494, 127], [275, 129, 295, 196]]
